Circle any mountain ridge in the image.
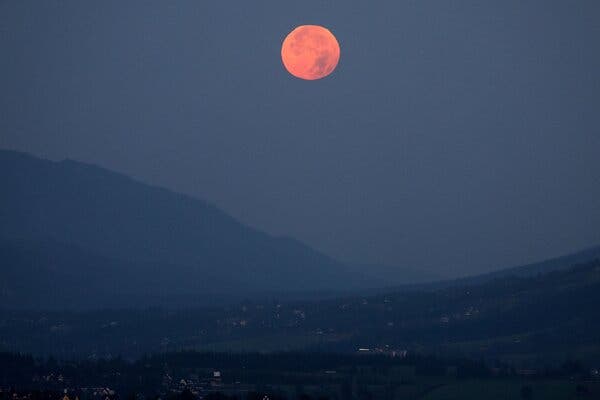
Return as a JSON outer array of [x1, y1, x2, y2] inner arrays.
[[2, 149, 599, 309], [0, 149, 384, 306]]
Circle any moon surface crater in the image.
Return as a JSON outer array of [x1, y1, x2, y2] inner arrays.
[[281, 25, 340, 80]]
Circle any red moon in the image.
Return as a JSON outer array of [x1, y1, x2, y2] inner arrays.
[[281, 25, 340, 80]]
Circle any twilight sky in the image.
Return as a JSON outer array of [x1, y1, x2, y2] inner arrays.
[[1, 1, 599, 277]]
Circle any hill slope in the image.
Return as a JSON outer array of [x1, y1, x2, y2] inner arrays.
[[2, 259, 599, 365], [371, 244, 600, 295], [0, 150, 379, 304]]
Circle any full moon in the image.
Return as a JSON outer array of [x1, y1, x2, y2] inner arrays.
[[281, 25, 340, 80]]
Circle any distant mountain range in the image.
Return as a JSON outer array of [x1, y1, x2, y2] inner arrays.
[[1, 149, 599, 309]]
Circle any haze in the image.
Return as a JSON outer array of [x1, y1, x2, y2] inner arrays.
[[1, 0, 599, 277]]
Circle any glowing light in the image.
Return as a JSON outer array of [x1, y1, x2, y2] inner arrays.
[[281, 25, 340, 80]]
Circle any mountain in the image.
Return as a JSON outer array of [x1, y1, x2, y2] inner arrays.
[[0, 236, 248, 308], [415, 244, 600, 292], [471, 244, 600, 280], [0, 149, 386, 307], [2, 149, 598, 309]]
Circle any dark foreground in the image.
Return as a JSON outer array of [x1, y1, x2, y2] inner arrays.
[[3, 260, 600, 368], [2, 352, 599, 400]]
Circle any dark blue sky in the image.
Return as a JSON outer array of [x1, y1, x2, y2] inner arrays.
[[2, 1, 599, 277]]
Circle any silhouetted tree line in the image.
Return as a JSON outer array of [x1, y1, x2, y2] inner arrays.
[[0, 350, 593, 388]]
